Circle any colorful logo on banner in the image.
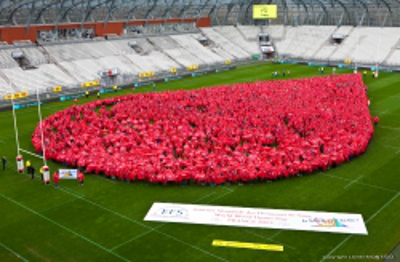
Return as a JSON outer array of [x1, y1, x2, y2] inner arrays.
[[306, 217, 347, 228], [59, 169, 78, 179], [153, 207, 189, 218]]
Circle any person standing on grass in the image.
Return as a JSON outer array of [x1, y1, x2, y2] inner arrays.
[[30, 165, 36, 180], [78, 172, 85, 186], [39, 167, 44, 181], [26, 160, 31, 175], [53, 172, 60, 188], [2, 156, 6, 171]]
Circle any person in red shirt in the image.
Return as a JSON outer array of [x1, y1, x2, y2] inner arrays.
[[53, 172, 60, 188], [78, 172, 85, 186], [373, 116, 380, 125]]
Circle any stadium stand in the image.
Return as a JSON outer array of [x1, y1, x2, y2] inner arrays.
[[2, 64, 76, 93], [313, 26, 355, 61], [0, 49, 20, 68], [274, 26, 336, 60], [385, 39, 400, 66], [149, 36, 210, 67], [1, 0, 400, 100], [169, 34, 226, 65], [0, 75, 15, 97], [213, 26, 260, 55], [329, 27, 400, 64], [201, 27, 251, 59]]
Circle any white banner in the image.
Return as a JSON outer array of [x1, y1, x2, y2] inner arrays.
[[144, 203, 368, 235], [261, 46, 274, 53], [59, 169, 78, 179]]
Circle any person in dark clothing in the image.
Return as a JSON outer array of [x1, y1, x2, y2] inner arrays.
[[31, 166, 36, 179], [2, 156, 6, 171]]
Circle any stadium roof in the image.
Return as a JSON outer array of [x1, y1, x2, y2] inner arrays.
[[0, 0, 399, 27]]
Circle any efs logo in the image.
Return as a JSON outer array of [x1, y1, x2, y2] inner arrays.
[[156, 207, 189, 218]]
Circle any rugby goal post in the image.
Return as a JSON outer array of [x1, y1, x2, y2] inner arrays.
[[10, 85, 48, 174]]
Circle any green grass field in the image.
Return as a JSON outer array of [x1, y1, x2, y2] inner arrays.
[[0, 63, 399, 262]]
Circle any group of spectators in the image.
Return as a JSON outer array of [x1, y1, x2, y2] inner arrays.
[[32, 74, 374, 185]]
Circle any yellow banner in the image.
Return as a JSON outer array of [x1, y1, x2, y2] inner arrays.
[[253, 5, 277, 19], [212, 240, 283, 252], [187, 64, 199, 71], [139, 71, 154, 77], [4, 91, 29, 100], [4, 94, 15, 101], [81, 80, 100, 88]]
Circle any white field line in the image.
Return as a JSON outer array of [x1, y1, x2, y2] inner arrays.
[[245, 230, 296, 250], [110, 223, 166, 251], [60, 187, 229, 262], [382, 144, 400, 153], [38, 197, 82, 213], [192, 191, 217, 203], [324, 174, 398, 193], [377, 109, 389, 116], [320, 192, 400, 261], [110, 188, 233, 252], [0, 241, 29, 262], [206, 187, 234, 204], [365, 192, 400, 224], [343, 175, 364, 189], [268, 230, 283, 240], [0, 193, 130, 262], [379, 125, 400, 131]]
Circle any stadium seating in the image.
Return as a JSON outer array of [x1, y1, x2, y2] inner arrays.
[[128, 50, 181, 72], [0, 49, 20, 68], [237, 25, 261, 41], [2, 25, 400, 99], [59, 59, 104, 82], [274, 26, 336, 59], [201, 27, 251, 59], [2, 64, 76, 93], [149, 36, 209, 67], [169, 34, 225, 65], [213, 26, 260, 54], [0, 75, 15, 97], [313, 26, 354, 61], [262, 25, 286, 46]]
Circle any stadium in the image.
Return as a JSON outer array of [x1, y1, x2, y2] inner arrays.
[[0, 0, 399, 261]]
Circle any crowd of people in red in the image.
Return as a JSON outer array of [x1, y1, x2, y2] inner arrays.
[[32, 74, 374, 185]]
